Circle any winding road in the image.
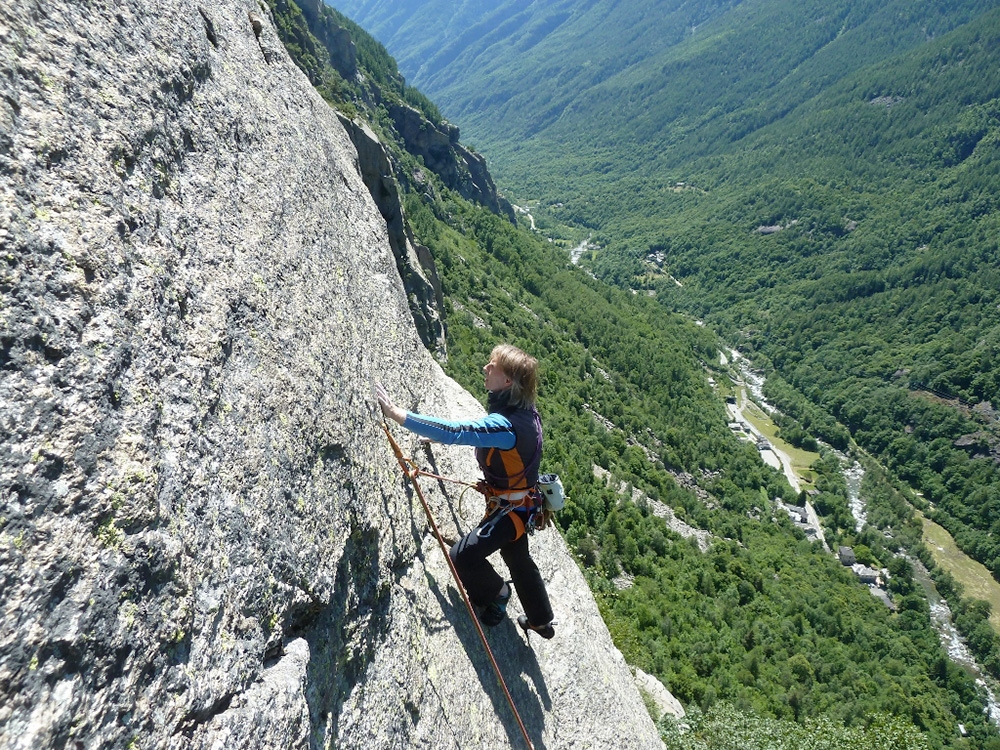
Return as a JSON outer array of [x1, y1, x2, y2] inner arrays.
[[727, 387, 828, 550]]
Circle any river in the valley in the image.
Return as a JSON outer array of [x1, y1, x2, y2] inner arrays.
[[843, 459, 866, 530], [913, 556, 1000, 727], [839, 438, 1000, 726], [727, 349, 1000, 727]]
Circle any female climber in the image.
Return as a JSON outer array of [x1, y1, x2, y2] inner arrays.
[[376, 344, 555, 638]]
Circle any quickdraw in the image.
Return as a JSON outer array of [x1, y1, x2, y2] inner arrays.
[[380, 419, 535, 750]]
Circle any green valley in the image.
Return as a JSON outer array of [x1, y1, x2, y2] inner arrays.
[[337, 0, 1000, 594], [273, 1, 1000, 745]]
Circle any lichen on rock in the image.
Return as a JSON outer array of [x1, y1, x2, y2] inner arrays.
[[0, 0, 664, 747]]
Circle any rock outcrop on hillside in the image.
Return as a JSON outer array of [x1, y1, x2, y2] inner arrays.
[[0, 0, 664, 748], [336, 113, 446, 358], [285, 0, 515, 224], [385, 102, 516, 222]]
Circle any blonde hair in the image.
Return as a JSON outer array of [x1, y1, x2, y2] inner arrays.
[[491, 344, 538, 409]]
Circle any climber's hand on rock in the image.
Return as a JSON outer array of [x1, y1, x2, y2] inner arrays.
[[375, 382, 406, 425]]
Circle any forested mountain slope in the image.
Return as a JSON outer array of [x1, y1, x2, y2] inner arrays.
[[334, 0, 1000, 591], [263, 4, 1000, 746], [335, 0, 997, 177]]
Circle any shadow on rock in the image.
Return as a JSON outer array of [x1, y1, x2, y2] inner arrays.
[[427, 571, 551, 750]]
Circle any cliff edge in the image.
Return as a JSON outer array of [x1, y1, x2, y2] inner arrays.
[[0, 0, 663, 747]]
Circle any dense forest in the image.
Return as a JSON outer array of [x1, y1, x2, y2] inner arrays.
[[269, 2, 1000, 746], [410, 186, 1000, 749], [337, 0, 1000, 594]]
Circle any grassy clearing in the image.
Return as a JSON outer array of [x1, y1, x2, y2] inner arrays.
[[921, 512, 1000, 634], [739, 391, 821, 490]]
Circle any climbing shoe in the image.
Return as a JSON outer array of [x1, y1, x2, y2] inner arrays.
[[517, 615, 555, 640], [478, 584, 511, 627]]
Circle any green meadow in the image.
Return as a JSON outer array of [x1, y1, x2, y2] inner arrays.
[[922, 512, 1000, 635]]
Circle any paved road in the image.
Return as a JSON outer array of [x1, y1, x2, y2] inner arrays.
[[768, 443, 801, 493], [728, 389, 828, 549]]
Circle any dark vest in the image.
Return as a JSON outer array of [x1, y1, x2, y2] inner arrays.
[[477, 391, 542, 490]]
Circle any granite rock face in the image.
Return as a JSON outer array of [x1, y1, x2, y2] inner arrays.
[[387, 102, 516, 222], [336, 113, 446, 358], [0, 0, 663, 748], [636, 668, 686, 723]]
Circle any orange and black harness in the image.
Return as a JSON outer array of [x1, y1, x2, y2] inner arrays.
[[477, 482, 549, 539], [380, 454, 548, 539]]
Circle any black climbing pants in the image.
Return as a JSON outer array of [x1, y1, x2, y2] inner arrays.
[[450, 511, 553, 627]]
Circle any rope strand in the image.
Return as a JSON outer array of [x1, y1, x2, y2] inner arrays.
[[380, 420, 535, 750]]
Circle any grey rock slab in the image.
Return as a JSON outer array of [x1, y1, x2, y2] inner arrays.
[[0, 0, 664, 747]]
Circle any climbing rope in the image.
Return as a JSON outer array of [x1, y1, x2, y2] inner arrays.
[[387, 441, 483, 515], [380, 419, 535, 750]]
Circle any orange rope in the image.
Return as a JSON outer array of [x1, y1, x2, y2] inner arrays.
[[398, 457, 482, 518], [380, 419, 535, 750], [403, 458, 479, 489]]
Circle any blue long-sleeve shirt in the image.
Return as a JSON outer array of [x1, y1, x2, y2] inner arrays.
[[402, 411, 517, 450], [401, 391, 542, 490]]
